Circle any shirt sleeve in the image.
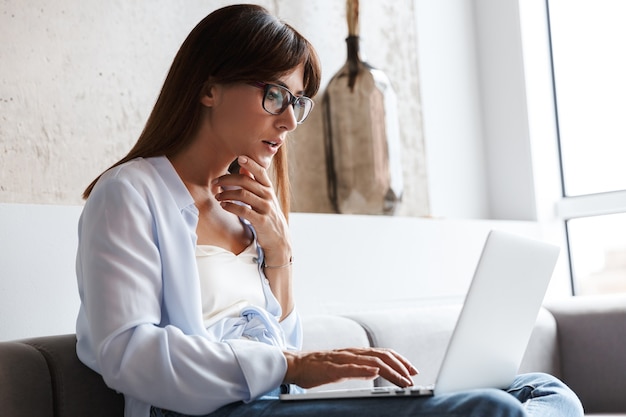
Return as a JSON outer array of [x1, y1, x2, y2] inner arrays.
[[76, 175, 286, 415], [280, 308, 303, 351]]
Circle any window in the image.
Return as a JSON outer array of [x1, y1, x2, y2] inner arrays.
[[567, 213, 626, 294], [547, 0, 626, 295]]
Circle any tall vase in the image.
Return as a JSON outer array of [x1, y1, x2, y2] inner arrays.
[[324, 0, 403, 215]]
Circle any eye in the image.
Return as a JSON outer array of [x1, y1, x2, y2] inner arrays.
[[294, 97, 308, 109], [266, 87, 284, 103]]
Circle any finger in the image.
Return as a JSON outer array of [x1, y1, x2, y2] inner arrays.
[[376, 348, 420, 377], [218, 200, 268, 222], [213, 173, 257, 189], [213, 172, 273, 205], [213, 175, 270, 205], [239, 165, 255, 180], [237, 155, 272, 187], [340, 348, 412, 376], [321, 363, 380, 386], [216, 187, 271, 214], [338, 348, 416, 388], [378, 368, 414, 388], [400, 356, 420, 376], [285, 351, 374, 388], [365, 357, 414, 388]]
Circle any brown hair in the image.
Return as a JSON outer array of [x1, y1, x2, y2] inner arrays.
[[82, 4, 321, 215]]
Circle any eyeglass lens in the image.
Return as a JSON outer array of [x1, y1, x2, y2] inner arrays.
[[263, 84, 313, 123]]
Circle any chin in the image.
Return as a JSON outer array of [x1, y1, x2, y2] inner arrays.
[[255, 155, 274, 169]]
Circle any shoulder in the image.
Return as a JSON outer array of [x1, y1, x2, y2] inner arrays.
[[81, 159, 160, 220], [99, 157, 157, 185], [91, 157, 174, 202], [85, 156, 193, 220]]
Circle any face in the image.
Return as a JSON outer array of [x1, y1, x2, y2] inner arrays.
[[202, 65, 306, 169]]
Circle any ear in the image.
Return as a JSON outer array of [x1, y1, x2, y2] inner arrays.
[[200, 82, 218, 107]]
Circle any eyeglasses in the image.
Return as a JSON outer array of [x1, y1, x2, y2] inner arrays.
[[248, 82, 314, 124]]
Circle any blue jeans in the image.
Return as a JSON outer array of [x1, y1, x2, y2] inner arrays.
[[151, 372, 584, 417]]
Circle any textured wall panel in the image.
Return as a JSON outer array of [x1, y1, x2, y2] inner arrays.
[[0, 0, 428, 216]]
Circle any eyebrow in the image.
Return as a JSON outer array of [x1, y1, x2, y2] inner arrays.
[[274, 80, 306, 97]]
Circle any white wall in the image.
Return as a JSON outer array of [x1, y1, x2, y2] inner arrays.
[[475, 0, 537, 221], [0, 204, 83, 340], [289, 213, 572, 315], [414, 0, 489, 219], [416, 0, 558, 222], [413, 0, 571, 297]]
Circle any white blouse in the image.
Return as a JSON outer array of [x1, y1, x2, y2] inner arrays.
[[195, 242, 266, 327]]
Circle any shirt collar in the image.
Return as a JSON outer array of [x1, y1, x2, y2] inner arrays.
[[147, 155, 196, 214]]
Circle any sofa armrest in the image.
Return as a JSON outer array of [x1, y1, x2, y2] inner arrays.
[[0, 340, 54, 417], [22, 334, 125, 417], [546, 294, 626, 414]]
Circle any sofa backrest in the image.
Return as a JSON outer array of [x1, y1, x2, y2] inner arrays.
[[344, 305, 561, 388], [0, 311, 560, 417]]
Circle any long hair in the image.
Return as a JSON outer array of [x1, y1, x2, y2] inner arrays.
[[83, 4, 321, 215]]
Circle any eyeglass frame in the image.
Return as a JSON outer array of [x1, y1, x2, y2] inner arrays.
[[248, 81, 314, 124]]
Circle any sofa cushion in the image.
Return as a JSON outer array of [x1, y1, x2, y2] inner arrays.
[[23, 334, 124, 417], [346, 305, 462, 387], [301, 314, 373, 391], [518, 308, 561, 377], [0, 340, 54, 417]]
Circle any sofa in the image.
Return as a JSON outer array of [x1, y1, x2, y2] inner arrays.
[[1, 294, 625, 417]]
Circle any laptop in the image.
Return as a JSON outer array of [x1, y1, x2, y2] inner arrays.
[[280, 230, 560, 400]]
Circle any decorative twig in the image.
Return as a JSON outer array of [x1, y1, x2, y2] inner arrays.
[[347, 0, 359, 37]]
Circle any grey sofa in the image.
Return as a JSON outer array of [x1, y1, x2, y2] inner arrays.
[[1, 295, 625, 417]]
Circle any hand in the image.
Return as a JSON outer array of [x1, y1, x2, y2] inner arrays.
[[283, 347, 419, 389], [213, 155, 291, 262]]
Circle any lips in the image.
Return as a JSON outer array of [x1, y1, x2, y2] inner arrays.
[[263, 139, 283, 148]]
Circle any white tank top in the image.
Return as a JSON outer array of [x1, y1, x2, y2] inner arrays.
[[195, 243, 266, 327]]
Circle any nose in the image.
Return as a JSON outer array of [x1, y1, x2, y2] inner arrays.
[[276, 105, 298, 132]]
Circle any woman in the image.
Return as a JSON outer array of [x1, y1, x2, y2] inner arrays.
[[76, 4, 583, 417]]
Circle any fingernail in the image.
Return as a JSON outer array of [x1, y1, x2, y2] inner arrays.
[[238, 156, 248, 164], [211, 178, 219, 184]]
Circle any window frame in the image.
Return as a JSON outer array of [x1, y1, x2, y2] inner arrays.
[[522, 0, 626, 294]]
